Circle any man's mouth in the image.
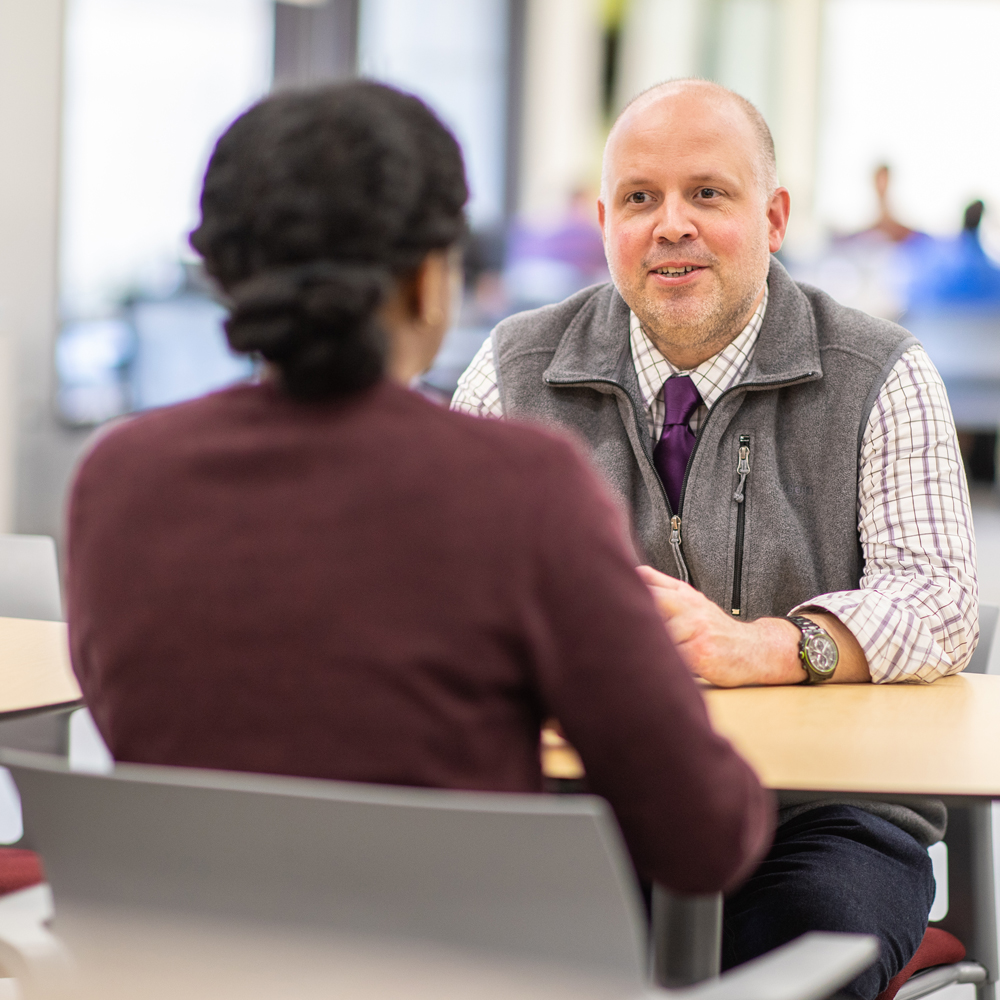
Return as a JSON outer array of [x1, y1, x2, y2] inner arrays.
[[651, 265, 704, 275]]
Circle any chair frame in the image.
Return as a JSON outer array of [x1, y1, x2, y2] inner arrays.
[[0, 749, 879, 1000], [901, 603, 1000, 1000]]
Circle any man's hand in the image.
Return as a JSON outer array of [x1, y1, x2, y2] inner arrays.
[[636, 565, 871, 686]]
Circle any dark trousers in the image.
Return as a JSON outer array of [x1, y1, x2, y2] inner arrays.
[[723, 805, 936, 1000]]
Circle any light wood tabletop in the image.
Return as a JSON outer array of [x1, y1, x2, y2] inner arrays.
[[3, 613, 997, 799], [0, 617, 81, 719], [543, 673, 1000, 800]]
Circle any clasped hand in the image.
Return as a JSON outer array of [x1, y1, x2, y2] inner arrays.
[[636, 566, 807, 687]]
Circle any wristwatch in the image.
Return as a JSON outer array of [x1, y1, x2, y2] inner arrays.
[[786, 615, 839, 682]]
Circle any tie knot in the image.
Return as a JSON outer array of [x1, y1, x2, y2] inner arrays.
[[663, 375, 701, 427]]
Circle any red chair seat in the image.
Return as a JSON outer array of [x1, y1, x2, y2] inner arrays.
[[0, 848, 44, 897], [875, 927, 967, 1000]]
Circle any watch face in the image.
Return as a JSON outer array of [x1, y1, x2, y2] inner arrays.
[[805, 633, 839, 675]]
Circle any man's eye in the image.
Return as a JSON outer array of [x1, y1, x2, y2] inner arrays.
[[699, 188, 718, 199], [627, 192, 649, 204]]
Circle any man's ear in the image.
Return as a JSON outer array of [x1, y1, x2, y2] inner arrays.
[[597, 198, 607, 237], [767, 188, 791, 253]]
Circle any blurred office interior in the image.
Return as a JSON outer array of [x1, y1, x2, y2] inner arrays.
[[4, 0, 1000, 576]]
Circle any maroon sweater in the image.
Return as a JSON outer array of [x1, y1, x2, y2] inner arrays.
[[66, 379, 773, 893]]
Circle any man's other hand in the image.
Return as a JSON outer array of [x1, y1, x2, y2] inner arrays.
[[636, 566, 871, 686]]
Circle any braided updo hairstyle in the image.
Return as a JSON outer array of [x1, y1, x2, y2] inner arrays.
[[190, 81, 468, 401]]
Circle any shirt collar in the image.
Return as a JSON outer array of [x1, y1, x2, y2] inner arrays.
[[629, 283, 769, 411]]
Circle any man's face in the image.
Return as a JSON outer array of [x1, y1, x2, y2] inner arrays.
[[598, 87, 789, 365]]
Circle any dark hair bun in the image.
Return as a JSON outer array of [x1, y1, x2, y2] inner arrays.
[[225, 262, 388, 398], [191, 81, 468, 401]]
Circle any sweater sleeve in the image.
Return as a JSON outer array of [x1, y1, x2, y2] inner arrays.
[[523, 437, 775, 894]]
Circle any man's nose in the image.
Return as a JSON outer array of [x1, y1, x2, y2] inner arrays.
[[652, 193, 698, 243]]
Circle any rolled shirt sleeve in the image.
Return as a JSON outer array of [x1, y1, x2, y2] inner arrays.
[[793, 345, 979, 683]]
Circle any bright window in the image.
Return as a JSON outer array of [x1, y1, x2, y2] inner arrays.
[[58, 0, 273, 422]]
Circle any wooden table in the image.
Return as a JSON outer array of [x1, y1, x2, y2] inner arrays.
[[543, 674, 1000, 801], [545, 673, 1000, 989], [0, 617, 81, 720]]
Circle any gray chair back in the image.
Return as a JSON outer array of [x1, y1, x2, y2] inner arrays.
[[964, 604, 998, 675], [0, 535, 61, 622], [2, 750, 648, 980]]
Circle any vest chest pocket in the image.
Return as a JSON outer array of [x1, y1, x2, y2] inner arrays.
[[731, 434, 751, 617]]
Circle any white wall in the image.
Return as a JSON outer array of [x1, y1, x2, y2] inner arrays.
[[0, 0, 65, 534], [817, 0, 1000, 241], [518, 0, 604, 220], [771, 0, 823, 246], [358, 0, 509, 228], [60, 0, 274, 320], [614, 0, 822, 246], [615, 0, 706, 110]]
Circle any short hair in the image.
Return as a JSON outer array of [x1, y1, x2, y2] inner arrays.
[[191, 81, 468, 402], [610, 78, 778, 196]]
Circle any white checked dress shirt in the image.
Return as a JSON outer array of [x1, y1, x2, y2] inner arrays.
[[452, 284, 979, 684]]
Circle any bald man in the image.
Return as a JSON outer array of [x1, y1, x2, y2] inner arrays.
[[453, 80, 977, 999]]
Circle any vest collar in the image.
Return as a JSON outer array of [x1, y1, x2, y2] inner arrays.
[[743, 257, 822, 386], [543, 256, 822, 391]]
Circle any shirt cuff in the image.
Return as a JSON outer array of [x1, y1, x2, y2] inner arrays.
[[789, 589, 974, 684]]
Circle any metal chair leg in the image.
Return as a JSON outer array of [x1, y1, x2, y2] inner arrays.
[[651, 885, 723, 988]]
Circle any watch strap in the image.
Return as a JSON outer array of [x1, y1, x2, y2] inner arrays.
[[786, 615, 838, 682]]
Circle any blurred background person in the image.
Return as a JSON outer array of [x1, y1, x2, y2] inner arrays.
[[903, 198, 1000, 484], [504, 187, 610, 311], [858, 164, 920, 246], [906, 199, 1000, 311], [787, 164, 925, 322]]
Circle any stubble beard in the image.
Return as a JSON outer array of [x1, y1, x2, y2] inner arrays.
[[613, 241, 770, 363]]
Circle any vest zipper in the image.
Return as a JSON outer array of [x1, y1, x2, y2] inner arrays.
[[544, 371, 821, 591], [730, 435, 751, 616], [669, 515, 689, 584]]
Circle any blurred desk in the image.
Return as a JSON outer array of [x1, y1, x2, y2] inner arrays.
[[542, 674, 1000, 801], [0, 618, 81, 720], [906, 312, 1000, 426]]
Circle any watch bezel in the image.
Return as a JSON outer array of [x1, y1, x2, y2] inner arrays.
[[786, 615, 839, 682]]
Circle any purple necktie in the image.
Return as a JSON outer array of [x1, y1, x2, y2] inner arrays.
[[653, 375, 701, 513]]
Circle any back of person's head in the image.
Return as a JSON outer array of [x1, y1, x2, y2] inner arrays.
[[190, 81, 468, 401]]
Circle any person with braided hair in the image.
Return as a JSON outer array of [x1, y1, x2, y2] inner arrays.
[[65, 81, 773, 897]]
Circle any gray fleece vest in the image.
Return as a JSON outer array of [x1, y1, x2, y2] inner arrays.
[[492, 257, 945, 846]]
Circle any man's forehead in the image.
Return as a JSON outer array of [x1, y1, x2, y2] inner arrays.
[[604, 89, 758, 187], [611, 163, 743, 191], [615, 81, 751, 136]]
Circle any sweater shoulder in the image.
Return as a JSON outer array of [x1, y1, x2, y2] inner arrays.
[[421, 387, 600, 483], [75, 379, 597, 501], [74, 384, 258, 473]]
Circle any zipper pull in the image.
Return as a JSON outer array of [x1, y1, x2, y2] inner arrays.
[[669, 514, 690, 584], [733, 437, 750, 502]]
